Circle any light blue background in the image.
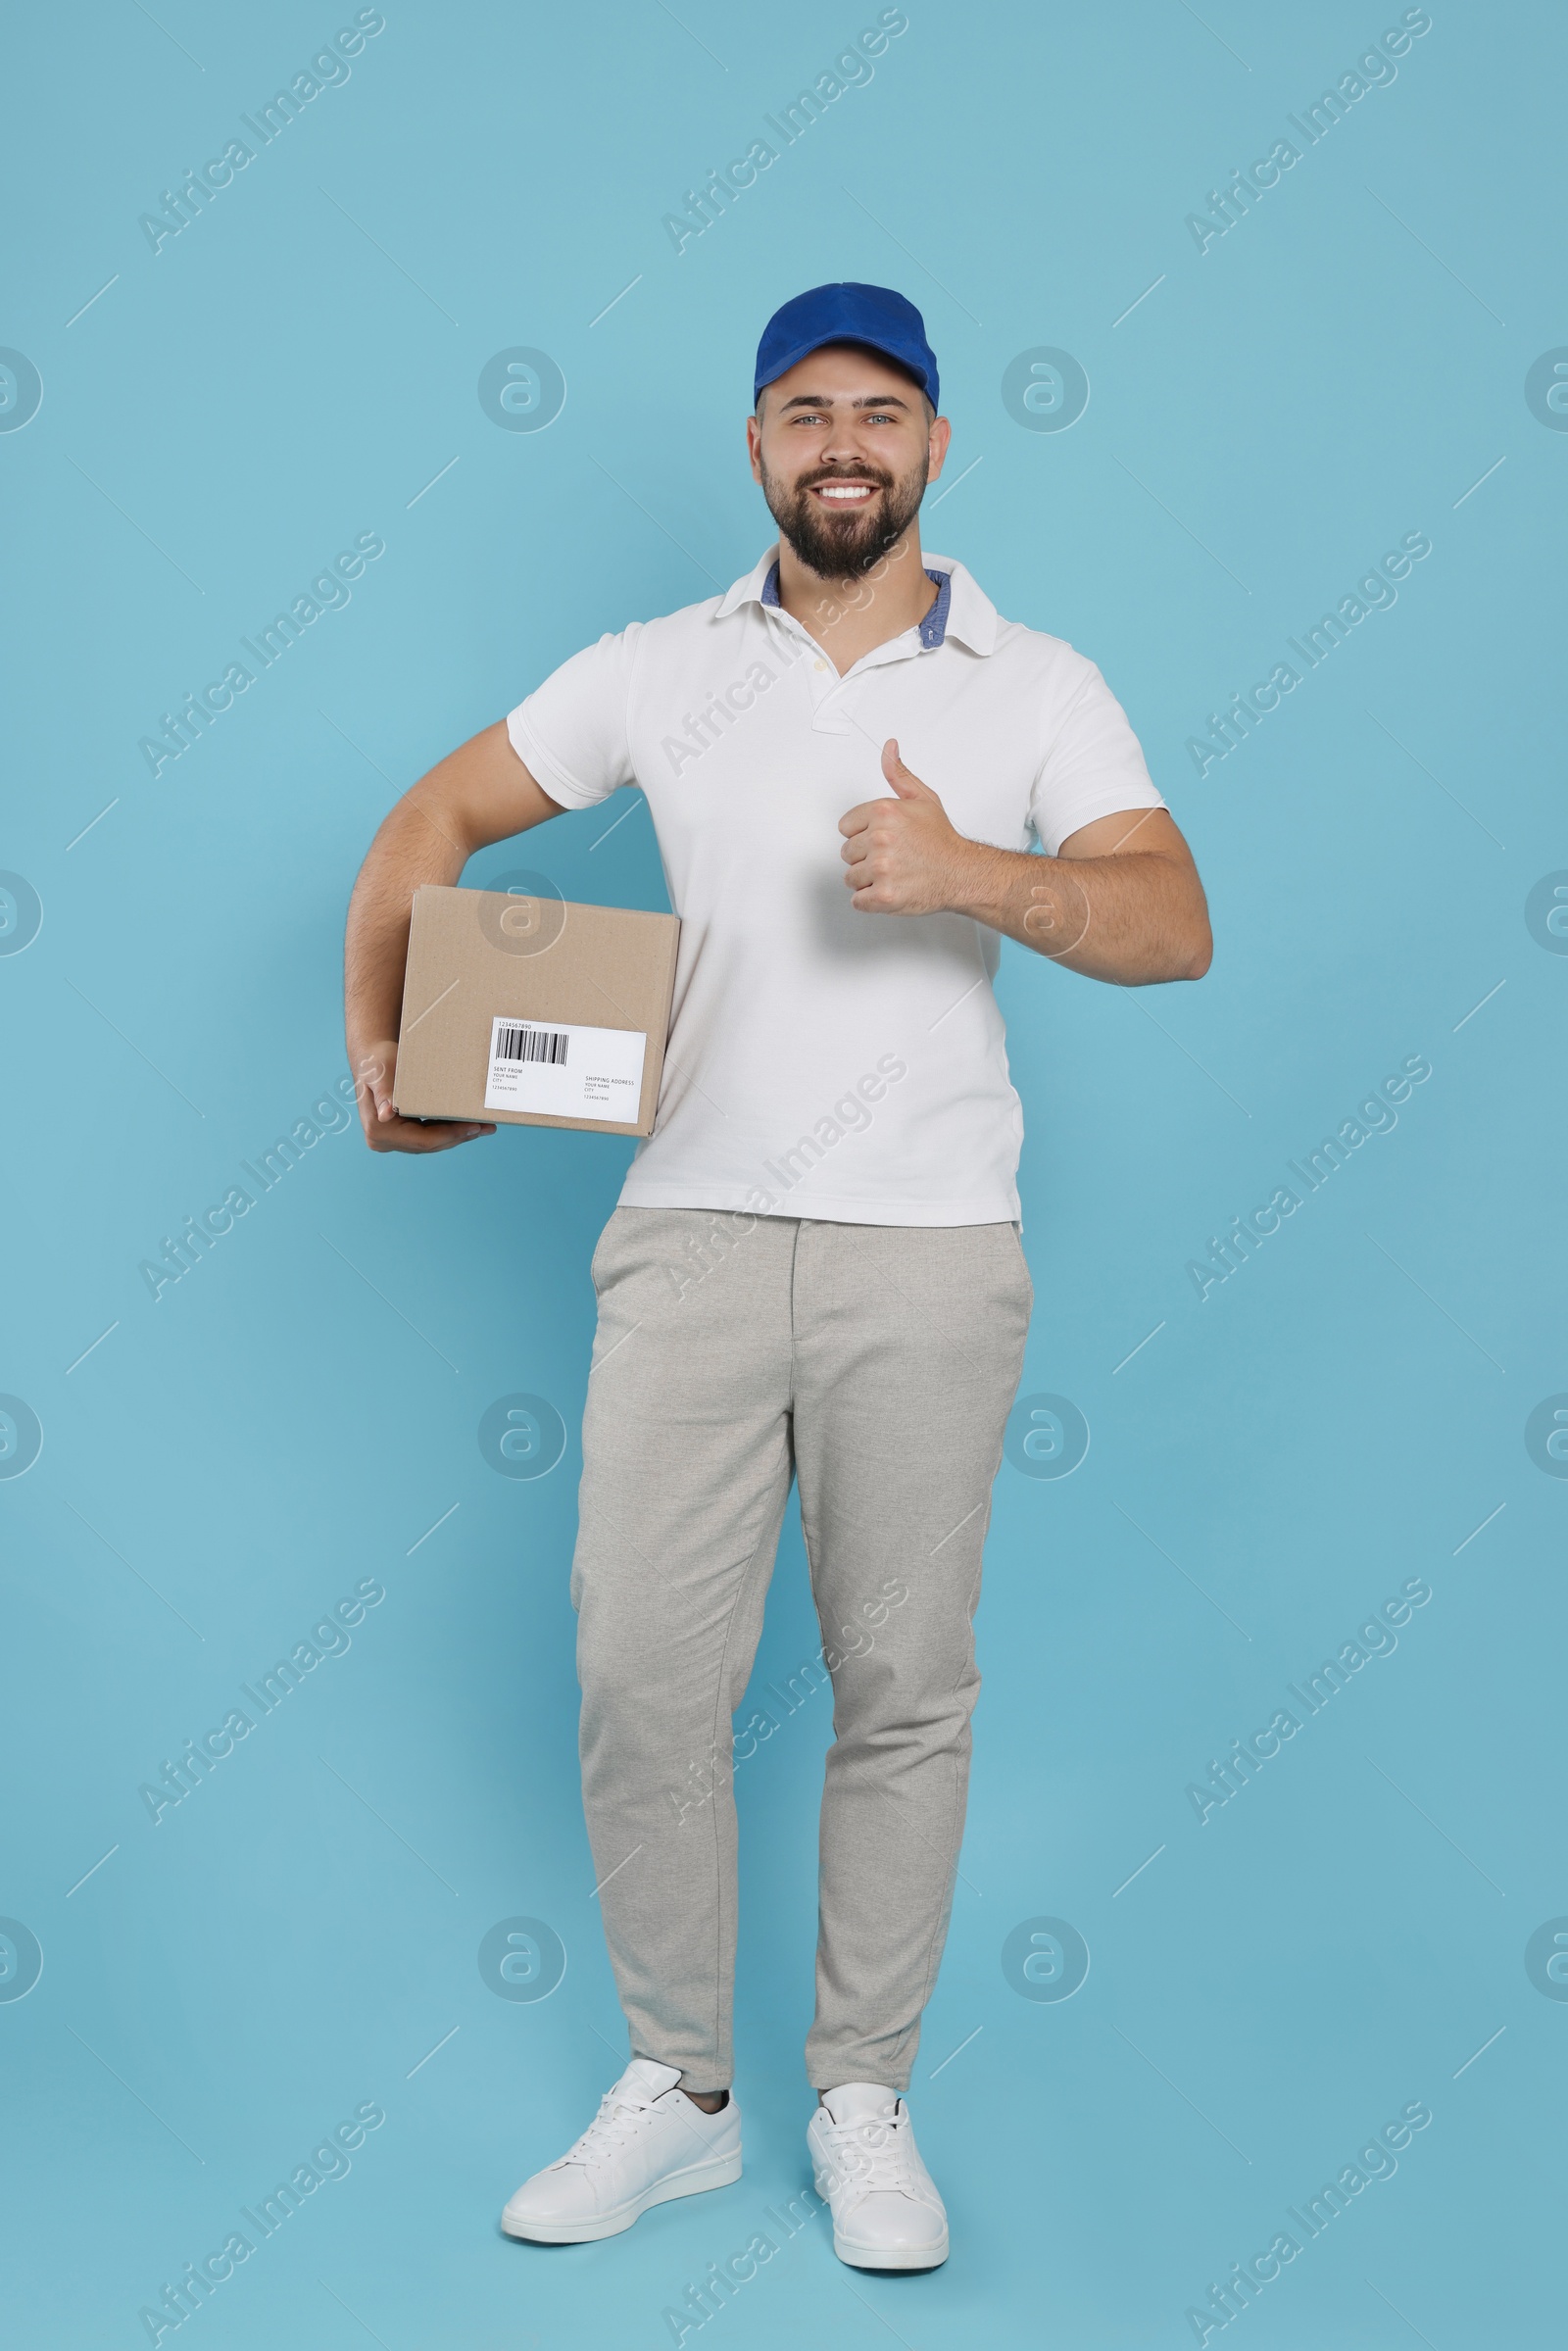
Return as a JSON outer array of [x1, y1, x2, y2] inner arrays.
[[3, 3, 1563, 2345]]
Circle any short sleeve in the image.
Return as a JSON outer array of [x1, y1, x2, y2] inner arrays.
[[506, 625, 642, 809], [1029, 659, 1165, 856]]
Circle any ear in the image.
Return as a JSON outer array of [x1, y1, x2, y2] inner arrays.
[[881, 738, 933, 798]]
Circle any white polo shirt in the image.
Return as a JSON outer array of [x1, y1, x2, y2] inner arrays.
[[506, 546, 1163, 1227]]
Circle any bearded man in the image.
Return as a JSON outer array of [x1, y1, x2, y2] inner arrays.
[[343, 281, 1211, 2271]]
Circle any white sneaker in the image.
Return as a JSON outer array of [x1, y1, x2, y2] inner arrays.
[[502, 2059, 741, 2243], [808, 2082, 949, 2270]]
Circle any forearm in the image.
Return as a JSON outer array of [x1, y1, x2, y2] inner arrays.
[[343, 721, 562, 1079], [947, 838, 1212, 984], [344, 782, 471, 1070], [840, 746, 1212, 982]]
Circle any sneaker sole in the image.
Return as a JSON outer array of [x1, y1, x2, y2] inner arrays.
[[833, 2228, 949, 2272], [502, 2147, 743, 2244]]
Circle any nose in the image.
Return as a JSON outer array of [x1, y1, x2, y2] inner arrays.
[[818, 416, 876, 470]]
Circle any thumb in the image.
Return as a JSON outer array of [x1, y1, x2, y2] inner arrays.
[[881, 737, 933, 799], [357, 1047, 395, 1121]]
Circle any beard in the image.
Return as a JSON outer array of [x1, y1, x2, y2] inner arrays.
[[759, 449, 929, 582]]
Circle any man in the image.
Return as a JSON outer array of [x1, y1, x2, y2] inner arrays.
[[343, 283, 1210, 2271]]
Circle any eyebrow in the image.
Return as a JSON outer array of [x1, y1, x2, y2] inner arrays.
[[775, 391, 914, 413]]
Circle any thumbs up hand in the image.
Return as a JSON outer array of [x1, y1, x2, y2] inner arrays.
[[838, 739, 978, 915]]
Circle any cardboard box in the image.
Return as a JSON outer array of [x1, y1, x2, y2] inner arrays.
[[393, 884, 679, 1136]]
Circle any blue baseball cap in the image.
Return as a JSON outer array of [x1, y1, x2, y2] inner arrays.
[[754, 282, 939, 413]]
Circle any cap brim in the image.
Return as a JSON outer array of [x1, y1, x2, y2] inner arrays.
[[755, 333, 931, 405]]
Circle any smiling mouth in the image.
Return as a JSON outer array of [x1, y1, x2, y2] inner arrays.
[[808, 480, 879, 506]]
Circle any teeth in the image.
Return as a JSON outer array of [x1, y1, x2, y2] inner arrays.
[[818, 485, 873, 500]]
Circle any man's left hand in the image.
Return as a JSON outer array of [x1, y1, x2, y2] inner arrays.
[[839, 740, 974, 915]]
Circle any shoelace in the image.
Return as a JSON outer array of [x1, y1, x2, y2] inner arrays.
[[559, 2088, 660, 2169], [817, 2106, 919, 2199]]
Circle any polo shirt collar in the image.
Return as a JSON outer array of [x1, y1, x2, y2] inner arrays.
[[714, 545, 998, 656]]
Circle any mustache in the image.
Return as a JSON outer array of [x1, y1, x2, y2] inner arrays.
[[795, 465, 892, 492]]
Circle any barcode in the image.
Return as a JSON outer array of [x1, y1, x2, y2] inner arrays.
[[495, 1023, 568, 1066]]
